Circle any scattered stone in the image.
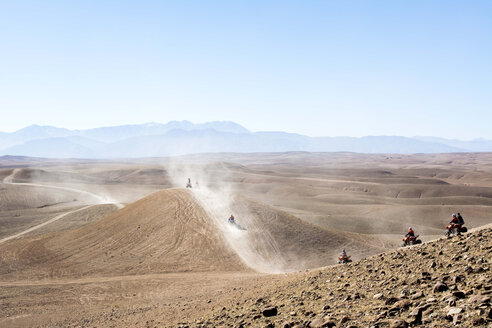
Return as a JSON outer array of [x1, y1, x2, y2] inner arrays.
[[408, 307, 422, 325], [468, 295, 490, 304], [373, 293, 384, 299], [451, 275, 462, 284], [385, 297, 400, 305], [339, 316, 350, 324], [262, 307, 278, 317], [433, 281, 448, 292], [452, 291, 465, 299], [472, 317, 487, 326], [308, 318, 336, 328], [410, 291, 423, 300], [447, 307, 463, 316], [393, 299, 411, 309], [390, 319, 408, 328]]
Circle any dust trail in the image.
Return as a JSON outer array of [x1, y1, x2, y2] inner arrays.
[[0, 205, 94, 245], [165, 162, 291, 273]]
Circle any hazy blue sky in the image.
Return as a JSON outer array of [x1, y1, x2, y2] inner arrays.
[[0, 1, 491, 139]]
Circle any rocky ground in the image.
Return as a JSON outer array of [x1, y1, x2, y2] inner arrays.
[[178, 227, 491, 328]]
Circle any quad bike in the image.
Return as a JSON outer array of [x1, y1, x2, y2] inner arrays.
[[445, 224, 467, 237], [186, 182, 192, 188], [338, 256, 352, 264], [228, 218, 246, 231], [402, 235, 422, 247]]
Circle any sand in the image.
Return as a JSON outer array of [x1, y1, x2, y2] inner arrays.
[[0, 152, 490, 327]]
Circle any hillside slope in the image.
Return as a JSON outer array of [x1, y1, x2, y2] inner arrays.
[[0, 189, 248, 280], [177, 227, 491, 327]]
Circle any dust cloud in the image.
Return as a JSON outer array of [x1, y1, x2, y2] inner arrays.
[[165, 161, 295, 273]]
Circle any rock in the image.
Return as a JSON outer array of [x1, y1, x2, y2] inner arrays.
[[339, 316, 350, 324], [447, 307, 463, 316], [385, 297, 400, 305], [393, 299, 411, 309], [433, 281, 448, 292], [468, 295, 490, 304], [377, 310, 387, 319], [390, 319, 408, 328], [451, 275, 462, 284], [446, 297, 456, 306], [262, 307, 278, 317], [452, 314, 462, 325], [452, 291, 465, 299], [408, 307, 422, 325], [410, 291, 423, 300], [373, 293, 384, 299], [472, 317, 487, 325], [308, 318, 336, 328]]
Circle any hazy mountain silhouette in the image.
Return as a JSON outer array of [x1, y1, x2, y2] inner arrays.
[[0, 121, 490, 158]]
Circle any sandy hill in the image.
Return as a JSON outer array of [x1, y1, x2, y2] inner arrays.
[[0, 186, 391, 280], [222, 197, 391, 272], [0, 189, 248, 280]]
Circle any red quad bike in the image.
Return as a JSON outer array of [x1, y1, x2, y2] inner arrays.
[[445, 224, 467, 237], [402, 235, 422, 247], [338, 256, 352, 264]]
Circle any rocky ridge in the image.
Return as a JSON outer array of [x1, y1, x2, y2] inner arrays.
[[180, 227, 491, 328]]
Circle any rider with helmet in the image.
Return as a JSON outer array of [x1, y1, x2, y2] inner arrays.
[[338, 248, 351, 263], [449, 213, 462, 235], [403, 227, 417, 245]]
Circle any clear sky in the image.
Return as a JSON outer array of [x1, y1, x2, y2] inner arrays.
[[0, 1, 491, 139]]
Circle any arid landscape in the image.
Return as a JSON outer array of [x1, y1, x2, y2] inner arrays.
[[0, 152, 491, 327]]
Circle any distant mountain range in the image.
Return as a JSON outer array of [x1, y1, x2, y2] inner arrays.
[[0, 121, 490, 158]]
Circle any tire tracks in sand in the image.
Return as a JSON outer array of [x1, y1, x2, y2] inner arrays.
[[0, 169, 124, 244]]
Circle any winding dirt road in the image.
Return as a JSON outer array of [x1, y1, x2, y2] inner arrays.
[[0, 169, 123, 244]]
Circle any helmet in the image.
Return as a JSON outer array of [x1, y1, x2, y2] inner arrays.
[[408, 227, 412, 230], [452, 213, 456, 217]]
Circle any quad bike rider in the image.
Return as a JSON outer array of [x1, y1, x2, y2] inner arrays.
[[402, 227, 422, 246], [228, 215, 246, 230], [186, 178, 192, 188], [338, 249, 352, 264], [445, 213, 467, 237]]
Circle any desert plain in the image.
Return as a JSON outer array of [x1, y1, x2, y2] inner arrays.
[[0, 152, 491, 327]]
